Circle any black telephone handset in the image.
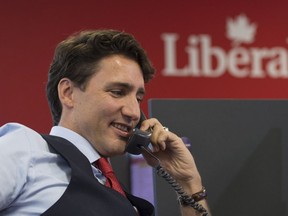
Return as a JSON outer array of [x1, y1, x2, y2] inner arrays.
[[125, 111, 209, 216], [125, 111, 151, 155]]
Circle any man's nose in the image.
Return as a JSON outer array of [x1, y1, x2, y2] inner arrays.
[[122, 98, 140, 121]]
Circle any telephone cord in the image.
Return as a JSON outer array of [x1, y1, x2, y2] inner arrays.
[[140, 146, 209, 216], [156, 165, 209, 216]]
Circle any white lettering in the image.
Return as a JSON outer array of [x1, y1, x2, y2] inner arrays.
[[266, 48, 288, 78], [200, 35, 226, 77], [186, 36, 201, 76], [161, 32, 288, 79], [227, 47, 250, 78], [162, 33, 189, 76], [250, 48, 269, 78]]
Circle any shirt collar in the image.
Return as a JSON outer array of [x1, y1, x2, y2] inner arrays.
[[49, 126, 101, 163]]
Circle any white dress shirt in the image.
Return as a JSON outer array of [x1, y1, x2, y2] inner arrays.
[[0, 123, 102, 215]]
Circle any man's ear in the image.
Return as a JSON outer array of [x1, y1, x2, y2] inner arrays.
[[58, 78, 74, 108]]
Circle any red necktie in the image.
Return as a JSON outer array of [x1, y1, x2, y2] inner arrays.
[[94, 157, 126, 197]]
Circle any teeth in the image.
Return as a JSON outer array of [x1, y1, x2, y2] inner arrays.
[[113, 123, 129, 132]]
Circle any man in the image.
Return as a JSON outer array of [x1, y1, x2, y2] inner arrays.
[[0, 29, 210, 215]]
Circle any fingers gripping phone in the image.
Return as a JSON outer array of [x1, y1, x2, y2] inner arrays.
[[125, 111, 151, 155], [125, 111, 209, 215]]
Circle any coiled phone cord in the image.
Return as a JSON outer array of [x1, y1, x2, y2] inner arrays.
[[141, 146, 209, 216], [156, 166, 209, 216]]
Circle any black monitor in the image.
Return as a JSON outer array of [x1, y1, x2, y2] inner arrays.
[[149, 99, 288, 216]]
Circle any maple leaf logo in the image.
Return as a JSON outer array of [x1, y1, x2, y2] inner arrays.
[[226, 14, 257, 46]]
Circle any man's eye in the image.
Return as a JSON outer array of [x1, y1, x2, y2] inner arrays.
[[137, 96, 144, 103], [111, 90, 125, 96]]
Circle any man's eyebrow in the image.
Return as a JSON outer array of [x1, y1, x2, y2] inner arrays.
[[105, 82, 145, 94]]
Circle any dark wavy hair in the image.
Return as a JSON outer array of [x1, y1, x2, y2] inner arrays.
[[46, 29, 155, 125]]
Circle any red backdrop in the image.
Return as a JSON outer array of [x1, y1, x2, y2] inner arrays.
[[1, 0, 288, 132]]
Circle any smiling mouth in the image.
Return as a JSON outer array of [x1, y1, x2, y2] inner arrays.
[[112, 123, 132, 134]]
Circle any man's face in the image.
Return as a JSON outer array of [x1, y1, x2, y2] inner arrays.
[[69, 55, 145, 157]]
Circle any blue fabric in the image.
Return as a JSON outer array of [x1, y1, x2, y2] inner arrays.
[[0, 123, 102, 215]]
